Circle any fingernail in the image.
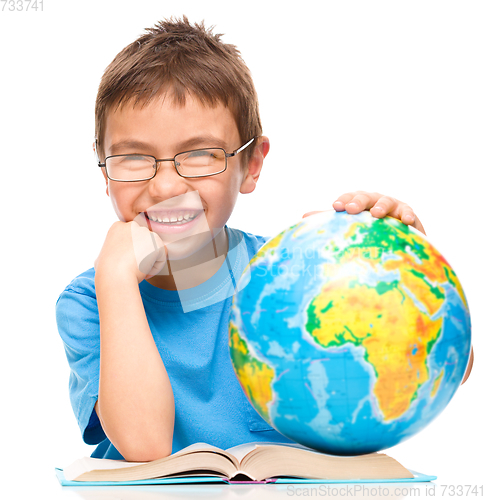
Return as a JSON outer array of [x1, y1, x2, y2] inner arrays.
[[333, 201, 344, 208], [403, 214, 415, 224], [346, 202, 359, 210]]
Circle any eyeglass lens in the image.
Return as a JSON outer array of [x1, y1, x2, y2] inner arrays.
[[106, 149, 227, 181]]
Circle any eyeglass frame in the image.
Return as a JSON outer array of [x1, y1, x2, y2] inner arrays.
[[98, 137, 256, 182]]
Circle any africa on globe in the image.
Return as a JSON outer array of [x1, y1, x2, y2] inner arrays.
[[229, 211, 471, 455]]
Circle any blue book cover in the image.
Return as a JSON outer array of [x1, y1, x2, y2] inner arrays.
[[55, 468, 436, 486]]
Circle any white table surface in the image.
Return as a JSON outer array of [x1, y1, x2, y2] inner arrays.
[[14, 472, 484, 500]]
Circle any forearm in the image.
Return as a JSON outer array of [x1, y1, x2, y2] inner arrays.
[[95, 270, 174, 461], [461, 345, 474, 385]]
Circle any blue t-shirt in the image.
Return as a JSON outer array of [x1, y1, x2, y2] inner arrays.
[[56, 226, 293, 459]]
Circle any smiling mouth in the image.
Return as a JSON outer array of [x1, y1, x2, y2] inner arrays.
[[144, 210, 203, 226]]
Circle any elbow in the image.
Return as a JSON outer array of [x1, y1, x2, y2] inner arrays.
[[121, 440, 173, 462], [95, 402, 174, 462]]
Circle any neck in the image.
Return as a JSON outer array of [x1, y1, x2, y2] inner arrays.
[[146, 227, 229, 291]]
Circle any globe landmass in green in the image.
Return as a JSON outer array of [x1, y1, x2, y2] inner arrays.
[[229, 211, 471, 455]]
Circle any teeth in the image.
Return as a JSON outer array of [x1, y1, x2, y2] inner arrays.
[[146, 211, 200, 224]]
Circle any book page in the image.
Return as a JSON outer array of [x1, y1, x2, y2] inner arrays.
[[173, 442, 227, 456], [63, 442, 228, 481], [225, 442, 259, 462], [64, 457, 148, 481], [225, 441, 320, 462]]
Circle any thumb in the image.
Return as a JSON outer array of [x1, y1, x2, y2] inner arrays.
[[302, 211, 324, 219]]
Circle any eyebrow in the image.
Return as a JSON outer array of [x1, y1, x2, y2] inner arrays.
[[109, 135, 230, 156]]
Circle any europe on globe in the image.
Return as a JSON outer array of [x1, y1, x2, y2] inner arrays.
[[229, 211, 471, 455]]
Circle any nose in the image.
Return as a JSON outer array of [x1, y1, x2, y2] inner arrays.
[[148, 159, 190, 199]]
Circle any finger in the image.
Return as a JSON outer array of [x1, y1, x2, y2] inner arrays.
[[146, 254, 169, 278], [412, 215, 426, 235], [381, 202, 426, 235], [333, 192, 359, 211], [145, 232, 167, 277], [343, 192, 381, 214], [385, 202, 415, 225], [302, 211, 323, 219], [396, 204, 415, 225], [146, 236, 168, 278], [369, 195, 399, 219], [133, 211, 150, 229]]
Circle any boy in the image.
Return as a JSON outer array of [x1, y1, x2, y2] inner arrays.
[[56, 17, 473, 463]]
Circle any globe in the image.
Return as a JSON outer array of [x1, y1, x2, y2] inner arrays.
[[229, 211, 471, 455]]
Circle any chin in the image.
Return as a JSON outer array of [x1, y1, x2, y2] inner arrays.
[[165, 230, 215, 262]]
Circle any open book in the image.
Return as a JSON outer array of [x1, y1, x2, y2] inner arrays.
[[62, 441, 417, 483]]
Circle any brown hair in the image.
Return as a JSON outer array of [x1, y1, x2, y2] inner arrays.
[[95, 16, 261, 163]]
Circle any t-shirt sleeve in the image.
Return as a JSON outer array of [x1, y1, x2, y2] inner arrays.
[[256, 234, 272, 248], [56, 280, 106, 445], [239, 230, 272, 260]]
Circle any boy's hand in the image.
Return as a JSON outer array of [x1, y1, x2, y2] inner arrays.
[[302, 191, 426, 235], [94, 217, 167, 283]]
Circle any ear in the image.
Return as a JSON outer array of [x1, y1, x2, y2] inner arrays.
[[240, 136, 270, 195]]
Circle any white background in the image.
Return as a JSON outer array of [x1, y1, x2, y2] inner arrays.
[[0, 0, 484, 497]]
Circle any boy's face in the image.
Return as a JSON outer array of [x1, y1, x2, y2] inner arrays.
[[100, 94, 266, 262]]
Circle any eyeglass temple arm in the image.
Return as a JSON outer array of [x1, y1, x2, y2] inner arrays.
[[97, 137, 256, 164], [227, 137, 255, 158], [94, 138, 106, 166]]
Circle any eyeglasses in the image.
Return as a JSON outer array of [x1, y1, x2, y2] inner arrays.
[[98, 137, 255, 182]]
